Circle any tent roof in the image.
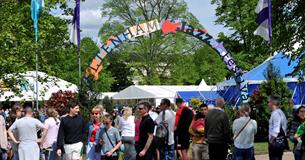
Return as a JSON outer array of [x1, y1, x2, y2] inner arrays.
[[0, 71, 78, 101], [112, 81, 215, 100], [176, 91, 222, 101], [97, 92, 118, 99], [218, 52, 301, 87]]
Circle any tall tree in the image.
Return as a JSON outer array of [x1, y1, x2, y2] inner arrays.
[[211, 0, 305, 73], [249, 62, 293, 140], [0, 0, 76, 87], [192, 45, 229, 85], [98, 0, 205, 85], [80, 38, 114, 92]]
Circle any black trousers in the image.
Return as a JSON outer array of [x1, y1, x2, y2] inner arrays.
[[101, 156, 118, 160], [209, 143, 228, 160], [268, 144, 284, 160]]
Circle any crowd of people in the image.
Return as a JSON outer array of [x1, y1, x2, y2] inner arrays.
[[0, 95, 304, 160]]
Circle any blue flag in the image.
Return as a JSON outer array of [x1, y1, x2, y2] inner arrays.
[[31, 0, 44, 45]]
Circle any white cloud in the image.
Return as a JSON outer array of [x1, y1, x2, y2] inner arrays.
[[185, 0, 230, 36], [80, 9, 106, 38], [55, 0, 229, 39]]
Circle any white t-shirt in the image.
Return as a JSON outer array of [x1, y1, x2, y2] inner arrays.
[[42, 117, 60, 148], [155, 110, 176, 145], [149, 111, 158, 121], [9, 117, 45, 143], [119, 116, 135, 137]]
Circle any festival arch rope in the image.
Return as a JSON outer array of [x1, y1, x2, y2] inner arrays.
[[86, 19, 249, 104]]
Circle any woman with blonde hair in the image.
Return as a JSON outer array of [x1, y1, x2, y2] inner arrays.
[[40, 107, 60, 160], [232, 104, 257, 160], [86, 105, 105, 160], [119, 107, 136, 160]]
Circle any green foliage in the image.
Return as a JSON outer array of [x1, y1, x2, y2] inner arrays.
[[0, 0, 76, 87], [211, 0, 305, 74], [81, 38, 115, 92], [249, 62, 293, 140], [190, 98, 202, 110], [193, 45, 230, 84], [102, 96, 114, 113], [107, 54, 134, 92], [98, 0, 208, 85]]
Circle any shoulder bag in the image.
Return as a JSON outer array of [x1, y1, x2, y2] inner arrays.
[[233, 118, 252, 141]]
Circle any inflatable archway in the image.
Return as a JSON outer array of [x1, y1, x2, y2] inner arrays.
[[86, 19, 249, 103]]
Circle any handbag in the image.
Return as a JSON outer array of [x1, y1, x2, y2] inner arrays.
[[104, 128, 124, 153], [270, 113, 289, 151]]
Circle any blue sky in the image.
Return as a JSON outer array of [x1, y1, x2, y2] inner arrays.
[[68, 0, 229, 40]]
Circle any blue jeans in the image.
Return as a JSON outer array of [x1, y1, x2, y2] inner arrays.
[[86, 142, 101, 160], [160, 144, 174, 160], [294, 147, 305, 160], [0, 148, 6, 160], [122, 136, 136, 160], [42, 142, 60, 160], [233, 146, 254, 160]]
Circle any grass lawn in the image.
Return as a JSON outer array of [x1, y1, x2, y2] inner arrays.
[[254, 142, 269, 155], [254, 141, 293, 155]]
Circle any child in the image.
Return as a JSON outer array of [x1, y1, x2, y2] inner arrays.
[[294, 122, 305, 150]]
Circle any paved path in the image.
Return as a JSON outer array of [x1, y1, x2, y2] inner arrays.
[[255, 152, 294, 160]]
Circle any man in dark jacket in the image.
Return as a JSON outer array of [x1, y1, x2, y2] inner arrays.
[[205, 98, 231, 160]]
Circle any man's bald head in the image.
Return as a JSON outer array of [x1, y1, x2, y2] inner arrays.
[[216, 98, 225, 108], [24, 107, 33, 116]]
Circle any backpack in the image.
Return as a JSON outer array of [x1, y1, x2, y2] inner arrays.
[[154, 111, 169, 148]]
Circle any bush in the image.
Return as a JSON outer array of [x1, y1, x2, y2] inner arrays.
[[249, 62, 293, 140], [44, 90, 76, 116]]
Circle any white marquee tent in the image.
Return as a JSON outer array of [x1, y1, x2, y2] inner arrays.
[[0, 71, 78, 101], [112, 79, 215, 105]]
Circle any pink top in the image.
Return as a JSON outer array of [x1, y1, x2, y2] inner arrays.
[[42, 117, 60, 149], [0, 115, 7, 149], [134, 119, 141, 142], [192, 118, 205, 131]]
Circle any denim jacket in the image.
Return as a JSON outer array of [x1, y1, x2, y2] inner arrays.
[[87, 122, 105, 145]]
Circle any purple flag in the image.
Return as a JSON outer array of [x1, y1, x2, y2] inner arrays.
[[254, 0, 272, 45], [70, 0, 80, 48]]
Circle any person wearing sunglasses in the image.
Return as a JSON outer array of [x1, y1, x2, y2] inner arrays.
[[86, 105, 105, 160], [136, 101, 155, 160]]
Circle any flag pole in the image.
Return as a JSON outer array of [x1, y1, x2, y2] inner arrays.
[[268, 0, 272, 57], [35, 45, 39, 111], [78, 46, 81, 86], [74, 0, 81, 86]]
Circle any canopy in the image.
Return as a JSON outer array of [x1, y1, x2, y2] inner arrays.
[[113, 80, 216, 100], [176, 91, 222, 105], [218, 52, 299, 87], [0, 71, 78, 101], [217, 51, 305, 106]]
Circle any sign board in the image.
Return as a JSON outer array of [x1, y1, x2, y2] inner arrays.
[[127, 19, 160, 39]]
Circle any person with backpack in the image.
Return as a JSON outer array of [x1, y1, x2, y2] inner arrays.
[[232, 104, 257, 160], [155, 98, 175, 160], [175, 98, 193, 160]]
